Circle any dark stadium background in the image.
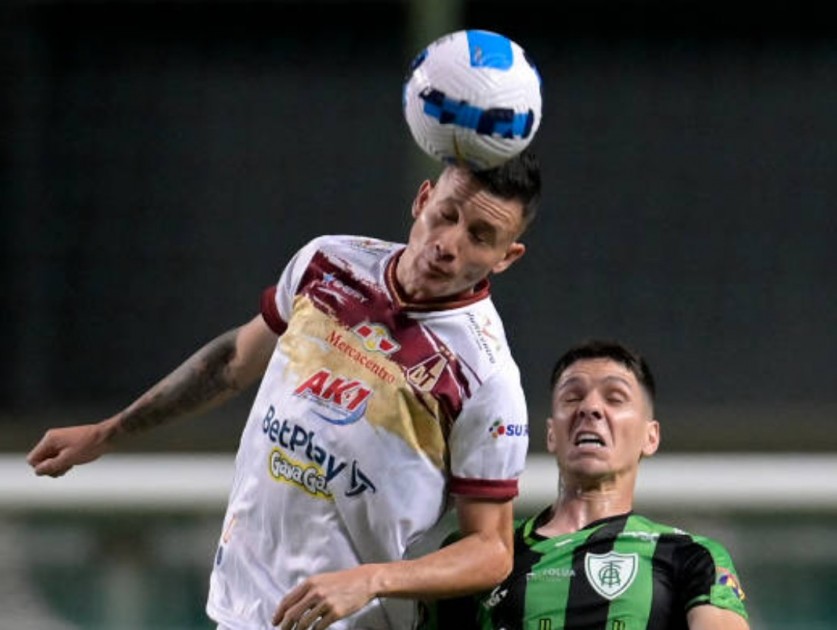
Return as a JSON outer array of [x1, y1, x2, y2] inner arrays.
[[1, 2, 835, 627], [3, 0, 834, 456]]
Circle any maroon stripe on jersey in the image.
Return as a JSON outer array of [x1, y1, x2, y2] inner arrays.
[[449, 476, 519, 500], [260, 286, 287, 335], [297, 250, 470, 429]]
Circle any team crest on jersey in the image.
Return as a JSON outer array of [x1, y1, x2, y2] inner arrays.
[[406, 353, 447, 391], [584, 551, 638, 600], [352, 322, 400, 355]]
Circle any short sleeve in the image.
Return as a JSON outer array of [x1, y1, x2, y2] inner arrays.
[[447, 366, 529, 500], [680, 537, 749, 621], [259, 236, 326, 335]]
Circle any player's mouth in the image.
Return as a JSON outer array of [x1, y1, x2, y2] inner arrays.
[[425, 259, 452, 279], [574, 432, 605, 447]]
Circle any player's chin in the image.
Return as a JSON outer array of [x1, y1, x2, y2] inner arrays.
[[566, 449, 611, 469], [433, 280, 474, 302], [412, 274, 459, 301]]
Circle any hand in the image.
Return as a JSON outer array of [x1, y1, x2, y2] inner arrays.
[[26, 422, 114, 477], [272, 565, 376, 629]]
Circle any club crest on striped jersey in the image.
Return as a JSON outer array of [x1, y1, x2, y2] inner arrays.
[[406, 353, 447, 392], [584, 551, 638, 600], [352, 322, 400, 355]]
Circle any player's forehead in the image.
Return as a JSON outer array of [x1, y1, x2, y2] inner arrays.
[[555, 358, 638, 391], [435, 167, 524, 226]]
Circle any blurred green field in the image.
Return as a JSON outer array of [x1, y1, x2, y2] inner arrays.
[[3, 503, 836, 628]]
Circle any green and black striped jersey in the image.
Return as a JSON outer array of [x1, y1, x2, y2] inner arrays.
[[422, 509, 748, 630]]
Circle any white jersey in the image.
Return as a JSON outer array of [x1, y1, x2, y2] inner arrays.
[[206, 235, 529, 629]]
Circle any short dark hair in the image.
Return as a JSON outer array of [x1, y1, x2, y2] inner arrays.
[[470, 147, 541, 232], [549, 339, 656, 402]]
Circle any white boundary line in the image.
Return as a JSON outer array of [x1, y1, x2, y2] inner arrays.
[[2, 453, 836, 512]]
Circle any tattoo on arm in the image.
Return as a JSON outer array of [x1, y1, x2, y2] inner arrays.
[[119, 329, 240, 434]]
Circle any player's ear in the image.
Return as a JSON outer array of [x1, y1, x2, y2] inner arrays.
[[545, 415, 558, 453], [641, 419, 661, 458], [491, 242, 526, 274], [412, 180, 434, 218]]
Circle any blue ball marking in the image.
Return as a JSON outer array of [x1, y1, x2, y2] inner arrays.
[[403, 48, 429, 109], [407, 48, 428, 75], [466, 30, 514, 70], [419, 87, 534, 140]]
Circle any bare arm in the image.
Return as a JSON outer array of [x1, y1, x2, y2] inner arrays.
[[272, 495, 515, 629], [688, 604, 750, 630], [27, 314, 277, 477], [112, 314, 276, 434]]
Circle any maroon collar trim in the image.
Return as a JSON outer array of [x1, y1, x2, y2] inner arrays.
[[385, 250, 491, 312]]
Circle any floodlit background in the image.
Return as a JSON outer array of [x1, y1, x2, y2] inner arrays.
[[2, 0, 835, 628]]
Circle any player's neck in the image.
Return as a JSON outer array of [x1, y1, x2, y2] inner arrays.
[[537, 486, 634, 537]]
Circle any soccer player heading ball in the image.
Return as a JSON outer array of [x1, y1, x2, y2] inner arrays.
[[27, 147, 542, 629]]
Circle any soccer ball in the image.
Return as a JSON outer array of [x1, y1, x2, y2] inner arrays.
[[402, 29, 543, 171]]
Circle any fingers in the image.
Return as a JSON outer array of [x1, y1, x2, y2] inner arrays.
[[28, 449, 71, 477], [25, 435, 52, 467], [33, 458, 72, 478], [273, 584, 336, 629], [275, 602, 334, 630], [25, 424, 105, 478], [26, 442, 55, 474], [273, 568, 372, 628], [294, 603, 331, 630], [272, 582, 305, 626], [26, 433, 71, 477]]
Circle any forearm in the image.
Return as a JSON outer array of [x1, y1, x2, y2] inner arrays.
[[272, 530, 511, 628], [367, 531, 512, 600], [28, 318, 275, 477], [110, 328, 247, 438]]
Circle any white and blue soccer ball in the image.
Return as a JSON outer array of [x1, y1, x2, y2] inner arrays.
[[403, 29, 543, 171]]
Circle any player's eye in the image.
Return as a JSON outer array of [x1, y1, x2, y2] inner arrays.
[[440, 209, 458, 223], [606, 390, 629, 404], [470, 230, 489, 244]]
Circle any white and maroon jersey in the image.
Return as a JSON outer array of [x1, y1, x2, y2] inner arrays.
[[206, 235, 529, 629]]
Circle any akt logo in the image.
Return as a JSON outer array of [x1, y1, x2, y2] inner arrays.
[[488, 419, 528, 439], [294, 369, 372, 425]]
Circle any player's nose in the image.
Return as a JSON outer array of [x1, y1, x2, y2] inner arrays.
[[577, 393, 604, 420], [433, 230, 459, 260]]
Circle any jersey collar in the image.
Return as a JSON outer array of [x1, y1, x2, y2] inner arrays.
[[385, 249, 491, 312]]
